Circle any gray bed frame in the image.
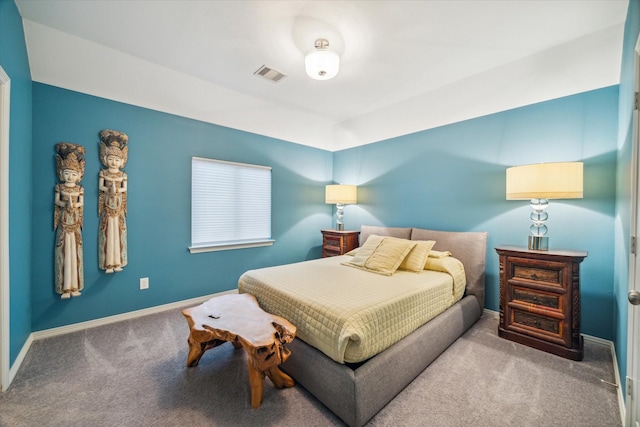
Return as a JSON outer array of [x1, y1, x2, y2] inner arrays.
[[280, 226, 488, 427]]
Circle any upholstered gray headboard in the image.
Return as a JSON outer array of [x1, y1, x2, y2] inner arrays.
[[359, 225, 488, 311]]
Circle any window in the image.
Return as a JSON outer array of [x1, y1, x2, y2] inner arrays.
[[190, 157, 273, 253]]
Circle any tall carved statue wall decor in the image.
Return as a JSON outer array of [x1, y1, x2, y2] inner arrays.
[[98, 129, 128, 273], [54, 142, 86, 299]]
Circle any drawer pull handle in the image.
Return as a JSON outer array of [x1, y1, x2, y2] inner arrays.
[[532, 296, 538, 303]]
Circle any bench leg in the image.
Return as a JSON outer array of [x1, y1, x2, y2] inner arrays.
[[265, 366, 294, 389], [247, 361, 295, 408], [247, 361, 265, 408], [186, 336, 206, 367], [186, 336, 225, 367]]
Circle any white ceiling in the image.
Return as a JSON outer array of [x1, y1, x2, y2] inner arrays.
[[15, 0, 629, 151]]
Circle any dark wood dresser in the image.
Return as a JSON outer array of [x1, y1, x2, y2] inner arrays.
[[495, 245, 587, 360], [321, 230, 360, 257]]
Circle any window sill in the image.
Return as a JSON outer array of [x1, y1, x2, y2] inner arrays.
[[189, 239, 275, 254]]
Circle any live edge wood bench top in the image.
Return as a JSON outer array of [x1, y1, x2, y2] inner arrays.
[[181, 293, 297, 408]]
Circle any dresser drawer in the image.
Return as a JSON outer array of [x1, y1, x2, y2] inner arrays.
[[323, 236, 342, 250], [513, 310, 560, 334], [512, 264, 561, 284], [512, 288, 560, 310], [507, 308, 567, 347], [322, 248, 341, 257]]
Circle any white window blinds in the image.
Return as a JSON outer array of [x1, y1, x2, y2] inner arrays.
[[190, 157, 273, 252]]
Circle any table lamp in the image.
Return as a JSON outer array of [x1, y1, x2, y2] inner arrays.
[[506, 162, 583, 250], [325, 184, 357, 231]]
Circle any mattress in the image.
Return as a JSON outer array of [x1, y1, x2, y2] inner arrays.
[[238, 255, 463, 363]]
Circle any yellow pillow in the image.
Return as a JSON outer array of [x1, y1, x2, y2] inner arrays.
[[345, 236, 416, 276], [428, 250, 451, 259], [349, 234, 385, 264], [399, 240, 436, 272]]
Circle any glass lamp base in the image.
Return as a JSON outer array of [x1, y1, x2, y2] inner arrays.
[[335, 203, 345, 231], [528, 236, 549, 251]]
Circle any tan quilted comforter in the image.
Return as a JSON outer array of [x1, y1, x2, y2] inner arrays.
[[238, 255, 464, 363]]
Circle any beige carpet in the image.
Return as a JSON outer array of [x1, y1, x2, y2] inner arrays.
[[0, 309, 621, 426]]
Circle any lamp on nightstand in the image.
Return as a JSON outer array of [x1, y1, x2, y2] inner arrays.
[[506, 162, 583, 250], [325, 184, 357, 231]]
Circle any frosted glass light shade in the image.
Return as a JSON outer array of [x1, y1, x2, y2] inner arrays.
[[305, 44, 340, 80], [506, 162, 583, 200], [325, 185, 357, 204]]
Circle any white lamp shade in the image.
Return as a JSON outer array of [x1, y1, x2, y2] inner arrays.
[[506, 162, 583, 200], [305, 49, 340, 80], [325, 185, 357, 204]]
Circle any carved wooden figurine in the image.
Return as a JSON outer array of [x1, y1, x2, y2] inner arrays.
[[98, 129, 128, 273], [54, 143, 86, 299]]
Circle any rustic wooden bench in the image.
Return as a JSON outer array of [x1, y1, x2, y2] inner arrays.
[[181, 293, 296, 408]]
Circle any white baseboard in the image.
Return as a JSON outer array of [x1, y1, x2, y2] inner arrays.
[[582, 333, 626, 427], [5, 289, 238, 391], [33, 289, 238, 340], [7, 333, 32, 390]]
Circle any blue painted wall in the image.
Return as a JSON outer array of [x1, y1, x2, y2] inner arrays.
[[1, 0, 633, 392], [30, 83, 332, 331], [333, 86, 619, 340], [614, 0, 640, 397], [0, 0, 33, 365]]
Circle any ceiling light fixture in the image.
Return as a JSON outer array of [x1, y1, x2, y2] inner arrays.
[[305, 38, 340, 81]]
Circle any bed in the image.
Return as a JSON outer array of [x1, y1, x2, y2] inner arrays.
[[238, 226, 488, 426]]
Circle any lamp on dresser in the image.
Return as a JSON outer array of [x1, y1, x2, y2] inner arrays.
[[506, 162, 583, 250], [500, 161, 587, 360], [325, 184, 357, 231]]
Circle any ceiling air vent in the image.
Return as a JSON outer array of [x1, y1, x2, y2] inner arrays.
[[254, 65, 287, 83]]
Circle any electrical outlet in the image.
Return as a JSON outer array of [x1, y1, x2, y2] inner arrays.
[[140, 277, 149, 290]]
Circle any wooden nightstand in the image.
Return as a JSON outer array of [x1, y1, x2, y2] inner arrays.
[[495, 246, 587, 361], [321, 230, 360, 258]]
